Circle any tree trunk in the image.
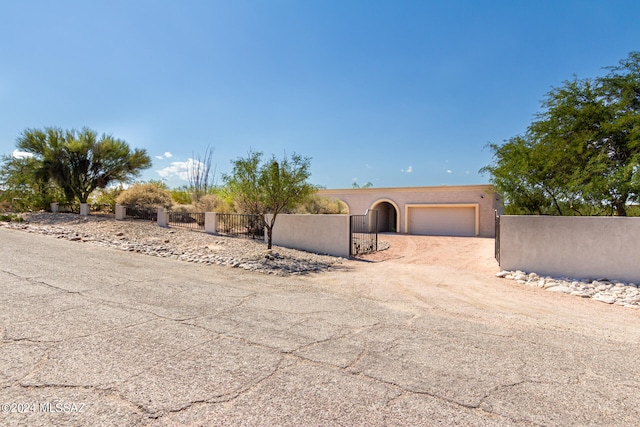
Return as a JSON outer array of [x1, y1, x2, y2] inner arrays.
[[266, 213, 278, 250], [615, 201, 627, 216]]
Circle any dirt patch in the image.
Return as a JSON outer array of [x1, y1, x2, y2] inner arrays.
[[316, 233, 640, 344], [358, 233, 499, 274]]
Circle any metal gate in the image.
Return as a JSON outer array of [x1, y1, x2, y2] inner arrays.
[[494, 210, 500, 263], [350, 210, 378, 256]]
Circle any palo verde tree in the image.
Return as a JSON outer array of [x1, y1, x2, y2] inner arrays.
[[14, 127, 152, 204], [223, 150, 317, 249], [481, 52, 640, 216]]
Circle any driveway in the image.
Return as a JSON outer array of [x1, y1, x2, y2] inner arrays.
[[1, 228, 639, 426]]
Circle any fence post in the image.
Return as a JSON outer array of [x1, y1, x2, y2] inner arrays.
[[50, 202, 59, 213], [494, 210, 500, 264], [80, 203, 90, 216], [205, 212, 218, 235], [115, 205, 126, 220], [157, 208, 168, 227]]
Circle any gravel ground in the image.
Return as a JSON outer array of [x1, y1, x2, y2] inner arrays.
[[0, 212, 348, 275]]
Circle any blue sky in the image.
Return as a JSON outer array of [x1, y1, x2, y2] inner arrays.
[[1, 0, 639, 189]]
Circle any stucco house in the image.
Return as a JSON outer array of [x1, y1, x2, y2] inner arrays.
[[317, 184, 501, 237]]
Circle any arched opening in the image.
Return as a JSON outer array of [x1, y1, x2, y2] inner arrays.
[[371, 200, 399, 233], [336, 199, 350, 214]]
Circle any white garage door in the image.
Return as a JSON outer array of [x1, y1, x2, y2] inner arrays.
[[408, 206, 477, 236]]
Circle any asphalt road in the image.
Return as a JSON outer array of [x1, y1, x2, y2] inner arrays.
[[1, 227, 639, 426]]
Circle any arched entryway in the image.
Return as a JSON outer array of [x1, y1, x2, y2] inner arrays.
[[371, 199, 399, 233]]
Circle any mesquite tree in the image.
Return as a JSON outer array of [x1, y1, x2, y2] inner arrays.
[[481, 52, 640, 216]]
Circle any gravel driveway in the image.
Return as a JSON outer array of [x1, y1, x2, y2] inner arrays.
[[1, 218, 639, 426]]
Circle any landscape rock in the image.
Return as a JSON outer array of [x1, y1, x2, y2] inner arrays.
[[497, 267, 640, 309], [1, 212, 352, 276]]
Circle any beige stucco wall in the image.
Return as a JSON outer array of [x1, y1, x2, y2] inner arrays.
[[317, 185, 499, 237], [268, 214, 350, 258], [499, 216, 640, 283]]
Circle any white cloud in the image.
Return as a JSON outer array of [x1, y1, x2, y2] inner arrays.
[[446, 169, 452, 174], [401, 165, 413, 173], [156, 158, 206, 181], [155, 151, 174, 160], [12, 150, 34, 159]]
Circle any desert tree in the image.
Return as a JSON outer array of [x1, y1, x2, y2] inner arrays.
[[223, 150, 317, 249], [14, 127, 151, 204], [481, 52, 640, 216]]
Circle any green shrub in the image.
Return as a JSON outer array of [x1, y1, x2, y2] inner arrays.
[[170, 186, 192, 205], [0, 185, 66, 212], [0, 213, 24, 222], [90, 187, 124, 213]]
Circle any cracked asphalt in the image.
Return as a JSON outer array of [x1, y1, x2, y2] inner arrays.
[[1, 228, 640, 426]]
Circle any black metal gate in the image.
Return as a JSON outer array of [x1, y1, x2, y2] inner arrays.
[[494, 210, 500, 263], [350, 210, 378, 256]]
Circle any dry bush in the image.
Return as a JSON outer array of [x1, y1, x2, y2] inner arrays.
[[171, 204, 196, 213], [193, 194, 231, 213], [0, 200, 12, 213], [116, 183, 173, 210], [293, 195, 348, 214]]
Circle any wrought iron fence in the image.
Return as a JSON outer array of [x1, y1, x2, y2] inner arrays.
[[168, 211, 205, 231], [350, 210, 378, 256], [216, 213, 264, 240], [125, 206, 157, 221]]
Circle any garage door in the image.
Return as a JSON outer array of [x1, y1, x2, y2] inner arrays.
[[407, 205, 477, 236]]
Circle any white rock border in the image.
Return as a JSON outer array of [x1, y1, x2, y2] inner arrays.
[[0, 213, 345, 276], [496, 270, 640, 308]]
